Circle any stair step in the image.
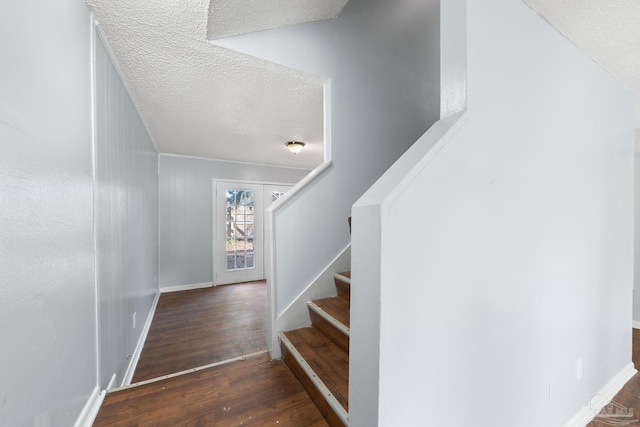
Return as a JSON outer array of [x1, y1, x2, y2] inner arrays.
[[308, 298, 350, 354], [334, 272, 351, 304], [280, 327, 349, 427]]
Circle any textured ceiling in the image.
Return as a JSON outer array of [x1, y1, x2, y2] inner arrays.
[[87, 0, 348, 169], [524, 0, 640, 95]]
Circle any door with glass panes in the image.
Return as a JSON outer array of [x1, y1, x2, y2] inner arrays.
[[214, 181, 291, 285]]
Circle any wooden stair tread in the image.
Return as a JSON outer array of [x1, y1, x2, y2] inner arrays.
[[311, 297, 350, 330], [279, 270, 352, 426], [308, 299, 349, 354], [282, 327, 349, 411]]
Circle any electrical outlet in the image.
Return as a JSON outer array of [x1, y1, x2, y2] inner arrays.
[[133, 312, 137, 329], [576, 358, 583, 381]]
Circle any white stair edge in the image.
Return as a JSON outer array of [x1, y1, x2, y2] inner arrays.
[[308, 301, 350, 336], [121, 291, 161, 387], [334, 273, 351, 285], [279, 332, 349, 425], [109, 350, 267, 393]]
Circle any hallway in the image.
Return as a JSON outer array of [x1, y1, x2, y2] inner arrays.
[[132, 282, 267, 382], [93, 282, 327, 426]]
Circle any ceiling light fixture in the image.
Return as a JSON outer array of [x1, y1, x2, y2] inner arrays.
[[285, 141, 305, 154]]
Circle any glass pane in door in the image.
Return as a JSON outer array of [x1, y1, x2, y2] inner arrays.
[[225, 189, 255, 271]]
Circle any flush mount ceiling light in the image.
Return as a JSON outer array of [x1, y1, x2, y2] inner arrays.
[[285, 141, 305, 154]]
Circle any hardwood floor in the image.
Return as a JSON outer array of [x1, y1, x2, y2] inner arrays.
[[93, 280, 640, 427], [132, 281, 266, 382], [94, 354, 329, 427], [94, 280, 329, 426], [587, 328, 640, 427]]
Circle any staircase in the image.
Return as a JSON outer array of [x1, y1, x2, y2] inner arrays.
[[279, 272, 351, 427]]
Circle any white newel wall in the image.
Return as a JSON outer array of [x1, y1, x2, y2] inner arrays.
[[352, 0, 635, 426]]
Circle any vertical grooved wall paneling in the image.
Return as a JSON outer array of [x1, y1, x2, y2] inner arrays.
[[94, 32, 159, 389]]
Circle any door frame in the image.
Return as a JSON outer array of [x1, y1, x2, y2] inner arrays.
[[212, 179, 293, 286]]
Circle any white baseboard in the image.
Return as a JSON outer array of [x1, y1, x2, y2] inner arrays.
[[121, 291, 161, 387], [106, 373, 117, 391], [632, 320, 640, 330], [564, 362, 637, 427], [160, 281, 213, 293], [73, 386, 105, 427]]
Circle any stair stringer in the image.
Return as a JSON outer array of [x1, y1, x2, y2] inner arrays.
[[270, 244, 350, 359]]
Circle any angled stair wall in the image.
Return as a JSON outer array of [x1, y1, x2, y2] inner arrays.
[[280, 272, 351, 426]]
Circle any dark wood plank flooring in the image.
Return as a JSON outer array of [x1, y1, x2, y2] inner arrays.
[[95, 278, 640, 427], [94, 354, 330, 427], [132, 281, 266, 382], [587, 328, 640, 427]]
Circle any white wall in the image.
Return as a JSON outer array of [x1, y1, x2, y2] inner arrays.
[[215, 0, 441, 322], [440, 0, 467, 118], [636, 95, 640, 324], [635, 98, 640, 326], [94, 32, 159, 389], [158, 154, 308, 287], [353, 0, 635, 425], [0, 1, 96, 425], [634, 154, 640, 325]]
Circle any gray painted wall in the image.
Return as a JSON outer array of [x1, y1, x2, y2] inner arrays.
[[94, 32, 159, 389], [275, 0, 440, 316], [159, 154, 309, 287], [0, 3, 161, 423], [216, 0, 441, 317], [0, 1, 96, 425]]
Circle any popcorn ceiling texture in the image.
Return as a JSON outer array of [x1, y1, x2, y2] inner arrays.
[[88, 0, 341, 169], [207, 0, 348, 40], [524, 0, 640, 94]]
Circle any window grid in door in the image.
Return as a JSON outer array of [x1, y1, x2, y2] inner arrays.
[[225, 189, 255, 271]]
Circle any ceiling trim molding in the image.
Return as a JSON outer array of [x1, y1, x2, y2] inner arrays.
[[158, 152, 313, 171]]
